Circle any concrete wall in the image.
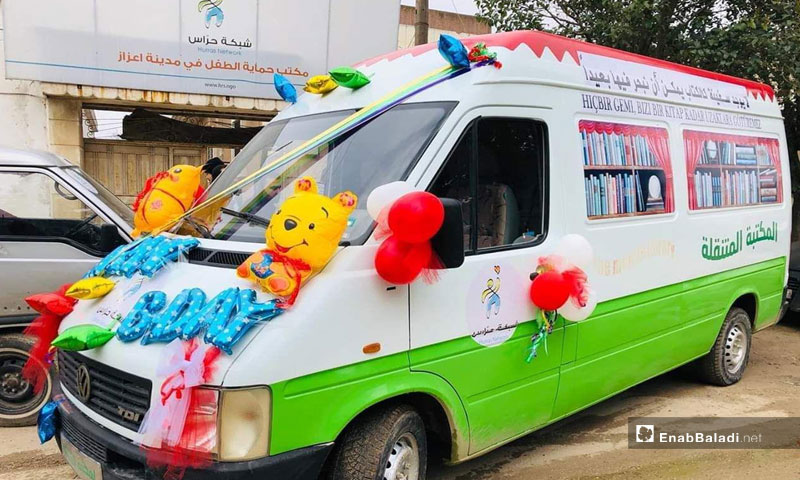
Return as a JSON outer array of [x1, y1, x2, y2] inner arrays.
[[0, 7, 48, 150]]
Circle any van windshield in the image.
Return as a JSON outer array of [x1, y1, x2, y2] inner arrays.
[[180, 102, 455, 244]]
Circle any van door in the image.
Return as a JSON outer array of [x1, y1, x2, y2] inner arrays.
[[0, 168, 127, 319], [408, 110, 564, 454]]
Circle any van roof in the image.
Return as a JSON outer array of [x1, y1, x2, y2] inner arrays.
[[0, 145, 73, 167], [360, 30, 774, 101]]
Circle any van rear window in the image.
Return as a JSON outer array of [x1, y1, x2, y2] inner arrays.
[[579, 120, 674, 219], [684, 130, 783, 210]]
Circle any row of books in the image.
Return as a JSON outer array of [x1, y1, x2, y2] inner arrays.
[[698, 141, 773, 167], [580, 130, 657, 167], [760, 169, 778, 203], [584, 172, 644, 217], [694, 170, 779, 208]]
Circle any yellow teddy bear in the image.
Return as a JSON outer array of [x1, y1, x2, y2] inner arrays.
[[237, 176, 357, 303]]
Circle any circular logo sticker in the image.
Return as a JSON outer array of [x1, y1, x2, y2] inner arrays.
[[466, 263, 532, 347]]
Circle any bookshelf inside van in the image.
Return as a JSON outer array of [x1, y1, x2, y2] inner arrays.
[[684, 130, 782, 210], [579, 120, 674, 219]]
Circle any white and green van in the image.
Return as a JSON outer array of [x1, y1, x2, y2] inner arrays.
[[54, 31, 790, 480]]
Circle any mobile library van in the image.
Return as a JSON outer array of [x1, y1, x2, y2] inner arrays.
[[52, 31, 789, 480]]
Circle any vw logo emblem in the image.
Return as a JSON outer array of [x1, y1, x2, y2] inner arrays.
[[76, 364, 91, 403]]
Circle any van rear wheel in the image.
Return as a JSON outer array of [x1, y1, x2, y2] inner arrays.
[[324, 404, 427, 480], [696, 307, 752, 386]]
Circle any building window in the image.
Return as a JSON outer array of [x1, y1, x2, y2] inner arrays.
[[684, 130, 783, 209], [430, 117, 547, 253], [580, 120, 674, 219]]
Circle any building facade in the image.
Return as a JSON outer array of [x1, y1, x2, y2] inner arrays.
[[0, 4, 488, 202]]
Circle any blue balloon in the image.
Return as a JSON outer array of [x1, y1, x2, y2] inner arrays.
[[87, 235, 199, 280], [438, 34, 469, 68], [85, 242, 131, 278], [206, 289, 284, 355], [37, 399, 63, 444], [102, 241, 144, 277], [193, 287, 239, 342], [274, 73, 297, 103], [142, 288, 206, 344], [120, 236, 166, 278], [139, 237, 200, 277], [116, 291, 168, 342]]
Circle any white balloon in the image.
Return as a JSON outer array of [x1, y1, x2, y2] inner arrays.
[[558, 288, 598, 322], [366, 181, 416, 220], [554, 234, 594, 270]]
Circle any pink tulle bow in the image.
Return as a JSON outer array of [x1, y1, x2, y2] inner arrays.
[[537, 255, 590, 308], [562, 267, 589, 308]]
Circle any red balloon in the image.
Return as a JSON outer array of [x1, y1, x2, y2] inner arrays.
[[387, 192, 444, 244], [375, 237, 432, 285], [529, 270, 570, 311]]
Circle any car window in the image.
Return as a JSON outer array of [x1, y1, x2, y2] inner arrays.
[[0, 171, 125, 254], [430, 117, 548, 253]]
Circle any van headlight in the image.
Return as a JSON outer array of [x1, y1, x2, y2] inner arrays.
[[218, 387, 271, 461]]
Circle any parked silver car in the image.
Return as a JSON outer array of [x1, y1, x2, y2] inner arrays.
[[0, 147, 132, 426]]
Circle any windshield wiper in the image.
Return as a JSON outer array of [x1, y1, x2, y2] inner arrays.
[[221, 207, 270, 227], [182, 217, 214, 238]]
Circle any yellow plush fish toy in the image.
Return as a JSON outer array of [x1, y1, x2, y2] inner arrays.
[[132, 165, 205, 237]]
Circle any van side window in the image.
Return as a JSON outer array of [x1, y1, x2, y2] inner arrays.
[[580, 120, 674, 219], [430, 117, 548, 253], [0, 171, 124, 254], [684, 130, 783, 209]]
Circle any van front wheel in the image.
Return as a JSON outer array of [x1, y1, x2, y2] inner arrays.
[[696, 307, 752, 386], [324, 404, 428, 480]]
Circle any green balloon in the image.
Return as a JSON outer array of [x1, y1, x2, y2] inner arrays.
[[51, 325, 115, 351], [329, 66, 371, 89]]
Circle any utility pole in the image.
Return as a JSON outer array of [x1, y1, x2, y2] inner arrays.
[[415, 0, 429, 46]]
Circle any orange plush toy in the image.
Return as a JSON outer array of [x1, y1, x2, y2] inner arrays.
[[132, 165, 205, 236], [237, 176, 357, 305]]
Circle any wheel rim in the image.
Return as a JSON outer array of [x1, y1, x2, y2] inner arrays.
[[724, 324, 747, 375], [0, 347, 49, 417], [383, 433, 420, 480]]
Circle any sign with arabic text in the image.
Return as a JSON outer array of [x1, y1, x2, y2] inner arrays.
[[2, 0, 401, 99]]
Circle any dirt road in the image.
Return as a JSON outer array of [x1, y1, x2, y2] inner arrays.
[[2, 319, 799, 480]]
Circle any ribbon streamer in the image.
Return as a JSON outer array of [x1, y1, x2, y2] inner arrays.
[[153, 56, 497, 237]]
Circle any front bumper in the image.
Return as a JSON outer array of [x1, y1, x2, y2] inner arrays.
[[55, 385, 333, 480]]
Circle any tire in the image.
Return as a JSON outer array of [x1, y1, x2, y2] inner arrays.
[[0, 333, 52, 427], [324, 404, 428, 480], [696, 307, 752, 386]]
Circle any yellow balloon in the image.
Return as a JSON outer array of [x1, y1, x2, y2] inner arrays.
[[66, 276, 116, 300], [304, 75, 338, 95]]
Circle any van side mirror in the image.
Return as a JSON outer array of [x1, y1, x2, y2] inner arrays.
[[431, 198, 464, 269]]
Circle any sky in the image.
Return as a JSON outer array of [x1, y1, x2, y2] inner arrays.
[[400, 0, 479, 16]]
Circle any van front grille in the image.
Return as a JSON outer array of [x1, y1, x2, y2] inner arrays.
[[58, 351, 151, 431], [60, 413, 108, 463]]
